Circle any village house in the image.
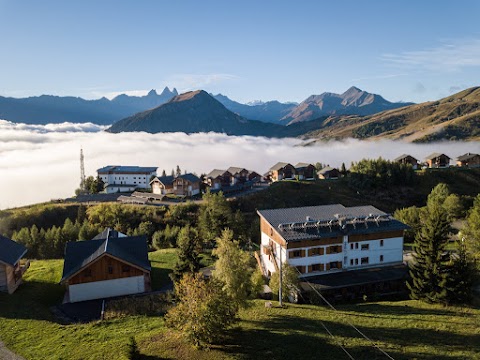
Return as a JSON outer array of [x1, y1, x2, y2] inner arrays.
[[97, 165, 158, 194], [295, 163, 316, 180], [61, 231, 151, 303], [172, 173, 201, 197], [394, 154, 419, 169], [425, 153, 451, 168], [268, 162, 296, 182], [150, 175, 175, 195], [205, 169, 233, 189], [227, 167, 250, 184], [456, 153, 480, 168], [0, 235, 29, 294], [317, 166, 341, 180], [257, 204, 408, 299]]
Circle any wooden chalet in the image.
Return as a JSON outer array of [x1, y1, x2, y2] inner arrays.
[[227, 167, 250, 184], [457, 153, 480, 167], [394, 154, 419, 169], [425, 153, 451, 168], [173, 173, 201, 197], [317, 166, 340, 179], [205, 169, 233, 189], [61, 231, 151, 303], [295, 163, 316, 180], [150, 175, 175, 195], [269, 162, 296, 182], [0, 235, 29, 294]]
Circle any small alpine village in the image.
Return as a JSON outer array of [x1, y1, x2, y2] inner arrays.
[[1, 151, 480, 360]]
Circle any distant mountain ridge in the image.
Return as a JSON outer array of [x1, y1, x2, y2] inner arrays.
[[0, 87, 178, 125], [107, 90, 329, 137], [281, 86, 413, 125]]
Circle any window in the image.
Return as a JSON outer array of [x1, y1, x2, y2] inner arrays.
[[296, 266, 305, 274], [380, 240, 384, 247], [108, 266, 113, 274], [361, 244, 369, 251], [330, 245, 341, 254], [350, 259, 354, 266], [355, 258, 359, 265], [310, 247, 323, 256], [361, 257, 369, 265], [311, 263, 322, 272], [350, 243, 354, 250], [291, 250, 302, 258], [330, 261, 339, 269], [380, 255, 384, 262], [122, 265, 131, 272], [355, 243, 359, 249]]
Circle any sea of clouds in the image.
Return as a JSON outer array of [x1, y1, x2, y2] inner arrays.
[[0, 119, 478, 210]]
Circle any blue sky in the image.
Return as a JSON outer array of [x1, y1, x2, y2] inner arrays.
[[1, 0, 480, 104]]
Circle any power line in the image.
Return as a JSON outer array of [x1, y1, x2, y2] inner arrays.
[[291, 266, 395, 360]]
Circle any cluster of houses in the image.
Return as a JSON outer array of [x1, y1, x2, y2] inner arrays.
[[2, 201, 413, 303], [395, 152, 480, 169]]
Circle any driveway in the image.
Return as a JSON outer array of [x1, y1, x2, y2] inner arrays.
[[0, 341, 25, 360]]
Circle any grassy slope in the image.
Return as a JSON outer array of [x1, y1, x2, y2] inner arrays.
[[1, 254, 479, 360], [302, 86, 480, 142]]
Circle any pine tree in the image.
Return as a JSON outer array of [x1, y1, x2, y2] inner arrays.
[[407, 201, 451, 303], [161, 169, 167, 177], [170, 226, 202, 283], [176, 165, 181, 177], [444, 240, 473, 304], [340, 162, 347, 176]]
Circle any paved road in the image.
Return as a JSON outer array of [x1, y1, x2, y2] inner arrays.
[[0, 342, 25, 360]]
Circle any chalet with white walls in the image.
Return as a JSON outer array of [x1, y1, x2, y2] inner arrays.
[[61, 231, 151, 303], [150, 175, 175, 195], [97, 165, 158, 194], [0, 235, 29, 294], [268, 162, 296, 182], [257, 204, 408, 279]]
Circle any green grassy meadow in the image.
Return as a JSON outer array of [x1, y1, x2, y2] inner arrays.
[[0, 251, 479, 360]]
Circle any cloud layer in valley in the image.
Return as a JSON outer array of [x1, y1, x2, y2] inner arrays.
[[0, 120, 478, 210]]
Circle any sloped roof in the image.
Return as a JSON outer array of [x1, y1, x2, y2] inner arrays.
[[269, 162, 292, 171], [258, 204, 408, 242], [149, 175, 175, 186], [206, 169, 230, 179], [177, 173, 201, 183], [92, 228, 127, 240], [425, 153, 450, 160], [394, 154, 418, 162], [61, 235, 151, 282], [317, 166, 338, 175], [457, 152, 479, 161], [227, 167, 247, 175], [295, 162, 314, 169], [0, 235, 27, 267]]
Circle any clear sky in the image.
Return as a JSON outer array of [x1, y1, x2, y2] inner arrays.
[[1, 0, 480, 104]]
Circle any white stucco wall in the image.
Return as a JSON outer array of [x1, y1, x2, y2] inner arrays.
[[69, 276, 145, 303]]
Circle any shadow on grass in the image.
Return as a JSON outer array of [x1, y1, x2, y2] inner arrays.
[[150, 266, 173, 291], [0, 280, 64, 322], [217, 314, 479, 360]]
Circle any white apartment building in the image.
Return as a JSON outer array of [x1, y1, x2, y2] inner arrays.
[[257, 204, 407, 278], [97, 166, 158, 194]]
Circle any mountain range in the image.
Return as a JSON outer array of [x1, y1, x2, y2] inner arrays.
[[0, 87, 178, 125]]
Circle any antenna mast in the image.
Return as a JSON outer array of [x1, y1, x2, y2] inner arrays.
[[80, 147, 86, 191]]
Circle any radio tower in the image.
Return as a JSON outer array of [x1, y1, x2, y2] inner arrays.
[[80, 147, 86, 192]]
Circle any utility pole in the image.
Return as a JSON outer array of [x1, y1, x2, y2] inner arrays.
[[279, 244, 283, 306], [80, 147, 86, 192]]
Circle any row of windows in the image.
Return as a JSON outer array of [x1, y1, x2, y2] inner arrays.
[[348, 255, 383, 266], [289, 240, 386, 258]]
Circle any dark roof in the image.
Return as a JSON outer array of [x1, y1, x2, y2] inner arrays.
[[227, 167, 247, 175], [317, 166, 338, 175], [206, 169, 230, 178], [295, 162, 313, 169], [425, 152, 450, 160], [394, 154, 418, 162], [258, 204, 408, 242], [302, 264, 408, 290], [92, 228, 127, 240], [269, 162, 293, 171], [457, 152, 479, 161], [0, 235, 27, 267], [97, 165, 157, 174], [149, 175, 175, 186], [61, 235, 151, 282], [177, 173, 201, 183]]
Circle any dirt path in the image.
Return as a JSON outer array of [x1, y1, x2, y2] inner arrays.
[[0, 342, 25, 360]]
